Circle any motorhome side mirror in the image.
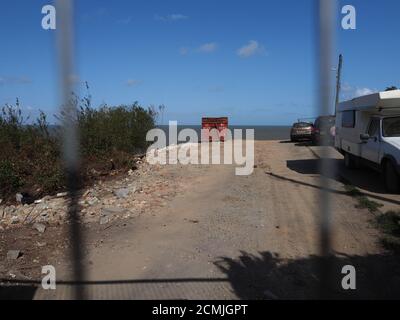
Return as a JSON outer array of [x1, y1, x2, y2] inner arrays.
[[360, 133, 370, 142]]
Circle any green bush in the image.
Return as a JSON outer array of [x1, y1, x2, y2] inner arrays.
[[78, 102, 156, 156], [0, 160, 22, 195], [0, 93, 158, 203], [376, 211, 400, 253], [376, 211, 400, 237]]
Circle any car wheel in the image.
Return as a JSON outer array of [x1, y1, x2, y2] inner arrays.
[[384, 161, 400, 193], [344, 152, 357, 169]]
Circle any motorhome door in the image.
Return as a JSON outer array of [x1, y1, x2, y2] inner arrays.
[[361, 117, 381, 164]]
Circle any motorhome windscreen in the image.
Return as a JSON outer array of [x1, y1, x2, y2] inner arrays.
[[383, 117, 400, 137]]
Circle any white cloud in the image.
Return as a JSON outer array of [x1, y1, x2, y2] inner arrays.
[[198, 42, 218, 53], [179, 43, 217, 55], [126, 79, 141, 87], [169, 14, 188, 21], [237, 40, 265, 58], [354, 87, 376, 97], [117, 17, 132, 24], [341, 83, 377, 99], [179, 47, 189, 55], [155, 14, 188, 22], [341, 83, 353, 93]]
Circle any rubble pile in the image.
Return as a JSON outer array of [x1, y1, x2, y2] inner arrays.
[[0, 157, 180, 231]]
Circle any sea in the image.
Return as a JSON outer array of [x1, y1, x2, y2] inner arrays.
[[157, 125, 291, 143], [48, 125, 292, 142]]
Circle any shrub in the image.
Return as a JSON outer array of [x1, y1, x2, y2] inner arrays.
[[78, 102, 156, 156], [0, 93, 158, 203], [0, 160, 22, 195], [376, 211, 400, 237], [376, 211, 400, 253]]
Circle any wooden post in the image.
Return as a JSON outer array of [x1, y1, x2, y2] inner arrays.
[[335, 54, 343, 113]]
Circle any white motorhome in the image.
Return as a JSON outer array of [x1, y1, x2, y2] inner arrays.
[[335, 89, 400, 192]]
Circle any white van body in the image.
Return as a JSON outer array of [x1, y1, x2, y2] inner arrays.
[[335, 90, 400, 192]]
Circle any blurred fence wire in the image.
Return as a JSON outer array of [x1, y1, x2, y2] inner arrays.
[[317, 0, 337, 298], [55, 0, 85, 300]]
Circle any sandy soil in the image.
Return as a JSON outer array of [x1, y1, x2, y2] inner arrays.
[[1, 140, 400, 299]]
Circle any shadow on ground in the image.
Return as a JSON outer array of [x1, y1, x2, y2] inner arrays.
[[279, 159, 400, 206], [2, 251, 400, 300], [0, 285, 37, 300], [215, 251, 400, 299], [281, 140, 390, 194], [286, 155, 399, 197]]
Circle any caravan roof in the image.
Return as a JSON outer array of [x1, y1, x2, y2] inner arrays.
[[338, 90, 400, 113]]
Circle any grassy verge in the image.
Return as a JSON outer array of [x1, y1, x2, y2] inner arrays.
[[344, 184, 384, 213], [344, 183, 400, 253], [0, 93, 158, 204], [375, 211, 400, 253]]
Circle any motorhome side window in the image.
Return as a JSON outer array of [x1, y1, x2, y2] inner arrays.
[[342, 110, 355, 128]]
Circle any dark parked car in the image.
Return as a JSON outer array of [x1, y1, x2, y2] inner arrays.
[[290, 122, 314, 142], [311, 115, 336, 145]]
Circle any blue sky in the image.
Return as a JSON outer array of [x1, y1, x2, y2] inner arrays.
[[1, 0, 399, 125]]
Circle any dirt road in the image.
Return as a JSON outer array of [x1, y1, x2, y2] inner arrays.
[[3, 140, 400, 299]]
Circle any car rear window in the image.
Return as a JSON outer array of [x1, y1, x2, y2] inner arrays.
[[293, 122, 312, 128], [318, 117, 335, 128]]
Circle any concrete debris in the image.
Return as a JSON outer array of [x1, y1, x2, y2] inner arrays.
[[10, 216, 20, 224], [16, 193, 24, 204], [83, 190, 91, 197], [0, 156, 177, 228], [57, 192, 68, 198], [87, 197, 99, 206], [36, 242, 47, 247], [100, 216, 110, 225], [102, 207, 127, 216], [113, 188, 130, 199], [33, 223, 46, 233], [7, 250, 22, 260]]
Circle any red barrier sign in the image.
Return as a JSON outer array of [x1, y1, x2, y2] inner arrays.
[[202, 117, 229, 142]]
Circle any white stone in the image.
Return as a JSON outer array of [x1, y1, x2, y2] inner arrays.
[[57, 192, 68, 198], [114, 188, 130, 199], [7, 250, 21, 260], [11, 216, 20, 224], [33, 223, 46, 233]]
